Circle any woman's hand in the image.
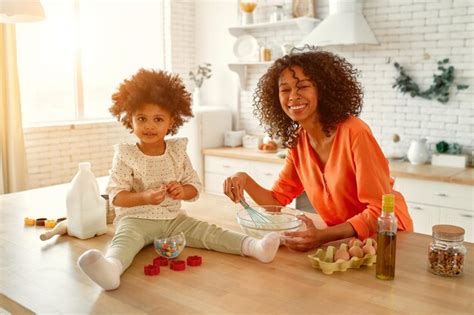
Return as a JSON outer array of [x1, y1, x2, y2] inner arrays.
[[223, 172, 247, 203], [141, 187, 166, 205], [166, 181, 185, 200], [282, 214, 324, 251]]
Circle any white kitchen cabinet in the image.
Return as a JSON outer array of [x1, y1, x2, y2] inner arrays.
[[394, 177, 474, 242], [405, 202, 441, 236], [204, 155, 296, 207], [441, 208, 474, 244]]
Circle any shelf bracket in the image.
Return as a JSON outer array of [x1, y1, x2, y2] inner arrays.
[[228, 64, 248, 90]]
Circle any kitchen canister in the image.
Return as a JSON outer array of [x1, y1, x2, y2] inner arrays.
[[407, 138, 429, 165], [428, 225, 466, 276]]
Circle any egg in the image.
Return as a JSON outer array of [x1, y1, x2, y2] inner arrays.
[[348, 245, 364, 258], [363, 237, 377, 251], [362, 243, 376, 255], [334, 244, 350, 261], [348, 238, 362, 248]]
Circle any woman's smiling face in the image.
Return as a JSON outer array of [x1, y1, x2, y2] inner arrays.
[[278, 66, 318, 125]]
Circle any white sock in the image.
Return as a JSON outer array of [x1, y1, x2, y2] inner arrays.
[[242, 232, 280, 263], [77, 249, 122, 291]]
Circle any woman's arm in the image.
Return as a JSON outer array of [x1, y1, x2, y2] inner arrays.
[[224, 172, 281, 205], [283, 215, 356, 251]]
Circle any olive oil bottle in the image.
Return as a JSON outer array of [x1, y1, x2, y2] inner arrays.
[[376, 194, 397, 280]]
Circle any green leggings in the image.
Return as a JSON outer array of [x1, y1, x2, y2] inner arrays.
[[106, 214, 246, 270]]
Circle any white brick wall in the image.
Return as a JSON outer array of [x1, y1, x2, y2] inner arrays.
[[23, 121, 136, 189], [21, 0, 474, 189], [23, 0, 197, 189], [238, 0, 474, 158]]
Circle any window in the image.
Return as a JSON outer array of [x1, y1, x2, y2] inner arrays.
[[16, 0, 165, 126]]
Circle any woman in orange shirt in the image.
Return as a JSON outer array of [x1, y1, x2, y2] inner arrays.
[[224, 48, 413, 251]]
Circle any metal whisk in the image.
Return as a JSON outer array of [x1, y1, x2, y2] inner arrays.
[[239, 199, 273, 225]]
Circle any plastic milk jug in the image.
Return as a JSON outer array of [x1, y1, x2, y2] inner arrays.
[[66, 162, 107, 239]]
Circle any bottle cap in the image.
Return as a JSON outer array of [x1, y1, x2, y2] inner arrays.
[[79, 162, 91, 170], [382, 194, 395, 213], [432, 224, 464, 242]]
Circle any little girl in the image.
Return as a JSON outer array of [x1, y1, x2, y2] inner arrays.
[[77, 69, 280, 290]]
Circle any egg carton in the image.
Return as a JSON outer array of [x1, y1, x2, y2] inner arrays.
[[308, 245, 376, 275]]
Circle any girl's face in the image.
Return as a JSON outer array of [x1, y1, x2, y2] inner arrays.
[[278, 66, 318, 125], [131, 103, 174, 146]]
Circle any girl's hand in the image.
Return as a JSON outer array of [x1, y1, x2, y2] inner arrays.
[[142, 187, 166, 205], [281, 214, 324, 251], [166, 181, 185, 200], [223, 172, 247, 203]]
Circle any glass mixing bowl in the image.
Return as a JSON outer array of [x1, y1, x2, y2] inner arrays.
[[154, 232, 186, 259], [236, 205, 303, 239]]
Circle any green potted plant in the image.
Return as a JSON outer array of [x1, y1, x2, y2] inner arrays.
[[431, 140, 467, 168]]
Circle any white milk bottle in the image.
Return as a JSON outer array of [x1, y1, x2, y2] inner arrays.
[[66, 162, 107, 239]]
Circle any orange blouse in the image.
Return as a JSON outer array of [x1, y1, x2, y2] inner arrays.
[[272, 117, 413, 240]]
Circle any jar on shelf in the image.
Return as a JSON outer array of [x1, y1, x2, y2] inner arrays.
[[239, 1, 257, 25], [269, 5, 284, 22], [428, 224, 466, 277], [260, 45, 272, 62]]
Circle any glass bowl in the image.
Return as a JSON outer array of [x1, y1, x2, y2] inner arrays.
[[154, 232, 186, 259], [236, 205, 303, 239]]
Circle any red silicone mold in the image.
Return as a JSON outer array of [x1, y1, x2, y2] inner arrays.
[[186, 255, 202, 267], [144, 264, 160, 276], [170, 260, 186, 271], [153, 256, 169, 266]]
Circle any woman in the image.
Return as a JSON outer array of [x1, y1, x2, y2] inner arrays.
[[223, 48, 413, 251]]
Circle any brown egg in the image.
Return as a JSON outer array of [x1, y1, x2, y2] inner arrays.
[[334, 243, 350, 261], [348, 245, 364, 258], [363, 238, 377, 251], [362, 244, 376, 255], [348, 238, 362, 248]]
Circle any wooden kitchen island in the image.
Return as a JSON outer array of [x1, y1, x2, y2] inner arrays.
[[0, 181, 473, 314]]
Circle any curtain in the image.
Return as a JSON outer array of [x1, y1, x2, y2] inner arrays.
[[0, 24, 28, 194]]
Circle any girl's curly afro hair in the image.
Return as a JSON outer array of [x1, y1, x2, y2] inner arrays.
[[109, 68, 193, 135], [253, 47, 363, 148]]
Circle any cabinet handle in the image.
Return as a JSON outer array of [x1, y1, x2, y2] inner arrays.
[[460, 214, 473, 218], [434, 193, 448, 197], [222, 165, 231, 168], [263, 172, 273, 176], [412, 206, 423, 210]]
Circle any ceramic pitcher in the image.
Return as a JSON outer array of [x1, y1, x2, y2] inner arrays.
[[407, 138, 429, 165]]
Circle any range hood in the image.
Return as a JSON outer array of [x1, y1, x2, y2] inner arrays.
[[299, 0, 378, 47]]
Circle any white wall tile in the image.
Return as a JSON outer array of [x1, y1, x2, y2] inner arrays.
[[236, 0, 474, 160]]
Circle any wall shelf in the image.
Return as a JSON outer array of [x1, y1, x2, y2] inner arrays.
[[228, 17, 320, 37]]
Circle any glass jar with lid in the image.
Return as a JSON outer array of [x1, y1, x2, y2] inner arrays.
[[428, 224, 466, 276]]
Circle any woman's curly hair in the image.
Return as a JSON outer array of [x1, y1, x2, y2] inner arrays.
[[253, 47, 363, 148], [109, 68, 193, 135]]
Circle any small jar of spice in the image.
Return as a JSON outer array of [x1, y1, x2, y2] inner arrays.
[[428, 224, 466, 276]]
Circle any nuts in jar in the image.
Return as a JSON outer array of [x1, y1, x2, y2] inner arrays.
[[428, 224, 466, 277]]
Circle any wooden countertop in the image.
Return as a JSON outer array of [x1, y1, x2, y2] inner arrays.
[[0, 180, 473, 314], [203, 147, 474, 186]]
